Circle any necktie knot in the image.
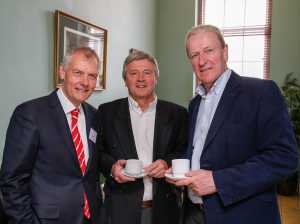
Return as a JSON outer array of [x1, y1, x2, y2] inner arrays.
[[71, 108, 80, 119]]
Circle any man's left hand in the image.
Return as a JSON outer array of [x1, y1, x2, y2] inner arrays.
[[172, 170, 217, 196], [144, 159, 168, 178]]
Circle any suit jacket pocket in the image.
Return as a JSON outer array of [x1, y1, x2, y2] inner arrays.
[[33, 204, 59, 219]]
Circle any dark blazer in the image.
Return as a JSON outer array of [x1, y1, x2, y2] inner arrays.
[[95, 98, 188, 224], [0, 192, 8, 224], [186, 71, 299, 224], [0, 91, 102, 224]]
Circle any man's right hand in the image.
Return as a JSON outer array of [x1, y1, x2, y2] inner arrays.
[[111, 160, 136, 183]]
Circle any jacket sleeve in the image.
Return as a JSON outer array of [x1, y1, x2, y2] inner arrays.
[[213, 81, 299, 206], [0, 104, 39, 224], [95, 105, 117, 177]]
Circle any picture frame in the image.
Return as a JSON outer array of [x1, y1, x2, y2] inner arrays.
[[54, 10, 108, 90]]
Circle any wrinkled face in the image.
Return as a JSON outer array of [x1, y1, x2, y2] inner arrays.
[[59, 52, 98, 107], [187, 31, 228, 92], [125, 59, 157, 103]]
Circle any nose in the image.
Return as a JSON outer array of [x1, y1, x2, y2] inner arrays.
[[137, 72, 145, 81], [198, 53, 207, 67], [81, 74, 89, 86]]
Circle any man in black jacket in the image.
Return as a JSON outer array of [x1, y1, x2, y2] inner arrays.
[[96, 49, 188, 224]]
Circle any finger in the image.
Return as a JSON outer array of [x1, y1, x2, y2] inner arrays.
[[145, 165, 158, 175], [188, 169, 207, 176], [143, 164, 152, 173], [185, 170, 200, 177], [156, 159, 168, 168], [144, 162, 158, 172], [118, 160, 127, 166], [174, 178, 193, 186], [112, 167, 122, 178], [148, 165, 166, 177], [165, 178, 178, 184], [114, 176, 120, 183], [151, 169, 165, 178], [119, 174, 135, 182], [165, 167, 172, 174], [115, 176, 128, 183], [146, 159, 166, 170], [185, 171, 193, 177]]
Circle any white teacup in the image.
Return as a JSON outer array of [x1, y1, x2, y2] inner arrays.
[[125, 159, 143, 175], [172, 159, 190, 177]]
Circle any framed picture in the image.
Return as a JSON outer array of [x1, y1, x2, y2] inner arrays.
[[54, 10, 108, 90]]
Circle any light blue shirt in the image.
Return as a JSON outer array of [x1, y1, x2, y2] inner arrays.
[[189, 69, 231, 203]]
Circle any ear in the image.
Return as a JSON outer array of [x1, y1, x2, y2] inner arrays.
[[154, 75, 158, 85], [124, 75, 128, 87], [58, 65, 66, 80], [223, 44, 229, 62]]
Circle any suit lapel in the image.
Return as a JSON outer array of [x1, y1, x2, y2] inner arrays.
[[187, 95, 201, 159], [203, 72, 241, 151], [152, 100, 172, 197], [82, 103, 94, 171], [114, 99, 138, 159], [47, 91, 81, 169], [153, 100, 172, 161]]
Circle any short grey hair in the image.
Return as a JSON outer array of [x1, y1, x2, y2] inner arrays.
[[185, 24, 226, 58], [122, 48, 159, 80], [62, 47, 100, 71]]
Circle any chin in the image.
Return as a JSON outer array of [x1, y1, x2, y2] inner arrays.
[[75, 95, 87, 103]]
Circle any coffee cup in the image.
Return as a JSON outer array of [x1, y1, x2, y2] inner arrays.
[[125, 159, 143, 175], [172, 159, 190, 177]]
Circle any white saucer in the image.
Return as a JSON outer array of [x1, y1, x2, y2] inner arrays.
[[122, 170, 146, 178], [165, 173, 187, 180]]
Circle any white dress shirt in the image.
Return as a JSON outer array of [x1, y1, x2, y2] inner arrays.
[[57, 88, 89, 163], [128, 95, 157, 201], [189, 69, 231, 204]]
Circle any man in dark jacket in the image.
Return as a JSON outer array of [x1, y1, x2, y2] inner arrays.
[[0, 47, 102, 224], [96, 49, 188, 224], [168, 24, 299, 224]]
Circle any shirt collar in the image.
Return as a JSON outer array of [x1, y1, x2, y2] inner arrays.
[[56, 88, 83, 115], [128, 95, 157, 114], [195, 69, 231, 97]]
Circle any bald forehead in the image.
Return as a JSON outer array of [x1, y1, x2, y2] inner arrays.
[[64, 49, 99, 71]]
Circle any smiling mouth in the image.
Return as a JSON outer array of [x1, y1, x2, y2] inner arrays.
[[200, 67, 211, 72], [136, 84, 147, 88], [75, 88, 89, 93]]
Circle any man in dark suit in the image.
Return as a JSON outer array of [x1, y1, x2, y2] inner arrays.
[[95, 49, 188, 224], [0, 47, 102, 224], [0, 192, 8, 224], [168, 25, 299, 224]]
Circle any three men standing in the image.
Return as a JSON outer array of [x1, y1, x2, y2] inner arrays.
[[1, 25, 298, 224]]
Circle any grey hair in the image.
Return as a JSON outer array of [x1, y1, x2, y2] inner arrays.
[[185, 24, 226, 58], [62, 47, 100, 71], [122, 48, 159, 80]]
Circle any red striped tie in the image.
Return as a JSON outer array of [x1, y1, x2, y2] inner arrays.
[[71, 108, 91, 219]]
